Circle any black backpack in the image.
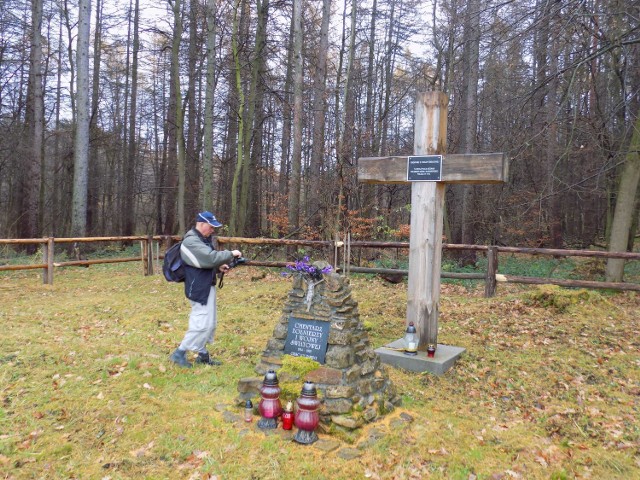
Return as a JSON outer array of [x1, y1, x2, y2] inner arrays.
[[162, 242, 185, 282]]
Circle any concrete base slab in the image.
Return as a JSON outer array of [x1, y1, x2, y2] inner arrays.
[[375, 339, 465, 375]]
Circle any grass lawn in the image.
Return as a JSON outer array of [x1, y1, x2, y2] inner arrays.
[[0, 263, 638, 479]]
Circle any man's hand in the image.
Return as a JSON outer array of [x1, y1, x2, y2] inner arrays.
[[220, 250, 243, 273]]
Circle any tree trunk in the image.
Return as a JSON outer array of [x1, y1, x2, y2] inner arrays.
[[185, 0, 200, 218], [229, 0, 247, 235], [336, 0, 357, 231], [123, 0, 140, 236], [458, 0, 480, 265], [287, 0, 303, 235], [378, 0, 395, 157], [71, 0, 91, 237], [244, 0, 270, 237], [87, 0, 102, 235], [164, 0, 180, 235], [174, 0, 186, 234], [201, 0, 217, 210], [278, 14, 295, 197], [545, 15, 562, 249], [23, 0, 44, 247], [62, 0, 76, 120], [308, 0, 332, 231], [52, 15, 64, 235], [605, 115, 640, 281]]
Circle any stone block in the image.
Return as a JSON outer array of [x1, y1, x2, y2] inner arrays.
[[331, 415, 363, 430], [327, 292, 352, 307], [289, 288, 305, 298], [324, 274, 342, 292], [255, 355, 283, 375], [360, 359, 376, 376], [357, 379, 374, 395], [331, 320, 346, 331], [223, 411, 242, 423], [324, 345, 354, 369], [324, 398, 353, 414], [273, 322, 288, 339], [325, 386, 355, 399], [384, 400, 397, 412], [328, 329, 353, 345], [353, 338, 371, 352], [375, 340, 465, 375], [305, 367, 342, 385], [266, 338, 285, 351], [236, 391, 255, 402], [237, 376, 263, 394], [336, 305, 355, 314], [314, 439, 340, 453], [312, 305, 332, 316], [337, 448, 362, 460], [372, 377, 386, 391], [344, 365, 361, 383], [260, 354, 283, 365], [363, 407, 378, 422]]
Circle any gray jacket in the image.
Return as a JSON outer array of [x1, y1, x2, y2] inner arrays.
[[180, 228, 233, 304]]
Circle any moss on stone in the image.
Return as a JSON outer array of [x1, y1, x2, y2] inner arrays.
[[277, 355, 322, 402], [280, 355, 321, 379]]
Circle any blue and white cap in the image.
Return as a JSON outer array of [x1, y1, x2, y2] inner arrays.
[[197, 211, 222, 227]]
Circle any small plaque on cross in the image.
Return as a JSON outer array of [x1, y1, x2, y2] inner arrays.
[[407, 155, 442, 181]]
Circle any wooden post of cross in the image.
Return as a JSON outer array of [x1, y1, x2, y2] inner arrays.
[[358, 91, 508, 374]]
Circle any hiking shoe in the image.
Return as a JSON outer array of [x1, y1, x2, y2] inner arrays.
[[169, 349, 192, 368], [195, 352, 222, 366]]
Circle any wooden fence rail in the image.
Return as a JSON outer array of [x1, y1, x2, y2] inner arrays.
[[1, 236, 639, 296]]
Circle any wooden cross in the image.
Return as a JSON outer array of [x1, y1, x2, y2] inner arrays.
[[358, 91, 508, 351]]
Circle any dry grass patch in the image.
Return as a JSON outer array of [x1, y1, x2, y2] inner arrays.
[[1, 264, 638, 479]]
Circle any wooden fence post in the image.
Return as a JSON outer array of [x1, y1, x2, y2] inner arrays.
[[146, 236, 154, 275], [43, 237, 54, 285], [333, 234, 342, 272], [141, 240, 147, 275], [485, 246, 498, 297]]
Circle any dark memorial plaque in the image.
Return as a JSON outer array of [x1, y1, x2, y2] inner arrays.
[[283, 317, 330, 363], [407, 155, 442, 181]]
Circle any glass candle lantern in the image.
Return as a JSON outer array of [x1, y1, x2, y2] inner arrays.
[[281, 401, 294, 430], [404, 321, 418, 356], [244, 399, 253, 422], [257, 370, 282, 430], [427, 344, 436, 358], [293, 381, 321, 444]]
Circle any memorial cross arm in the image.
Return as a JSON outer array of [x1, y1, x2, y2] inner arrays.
[[357, 153, 508, 185]]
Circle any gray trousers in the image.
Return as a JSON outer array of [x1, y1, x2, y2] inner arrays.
[[179, 286, 217, 353]]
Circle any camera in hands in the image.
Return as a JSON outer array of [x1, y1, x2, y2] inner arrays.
[[228, 257, 247, 269]]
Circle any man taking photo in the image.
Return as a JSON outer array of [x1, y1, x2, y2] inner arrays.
[[169, 211, 242, 368]]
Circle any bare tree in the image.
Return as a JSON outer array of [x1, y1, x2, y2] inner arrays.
[[123, 0, 140, 235], [287, 0, 303, 235], [201, 0, 218, 210], [22, 0, 44, 246], [71, 0, 91, 237], [457, 0, 480, 264], [606, 116, 640, 281], [308, 0, 332, 231]]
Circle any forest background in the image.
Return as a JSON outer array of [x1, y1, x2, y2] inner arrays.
[[1, 0, 639, 267]]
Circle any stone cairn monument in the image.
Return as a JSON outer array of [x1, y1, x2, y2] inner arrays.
[[238, 270, 401, 431]]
